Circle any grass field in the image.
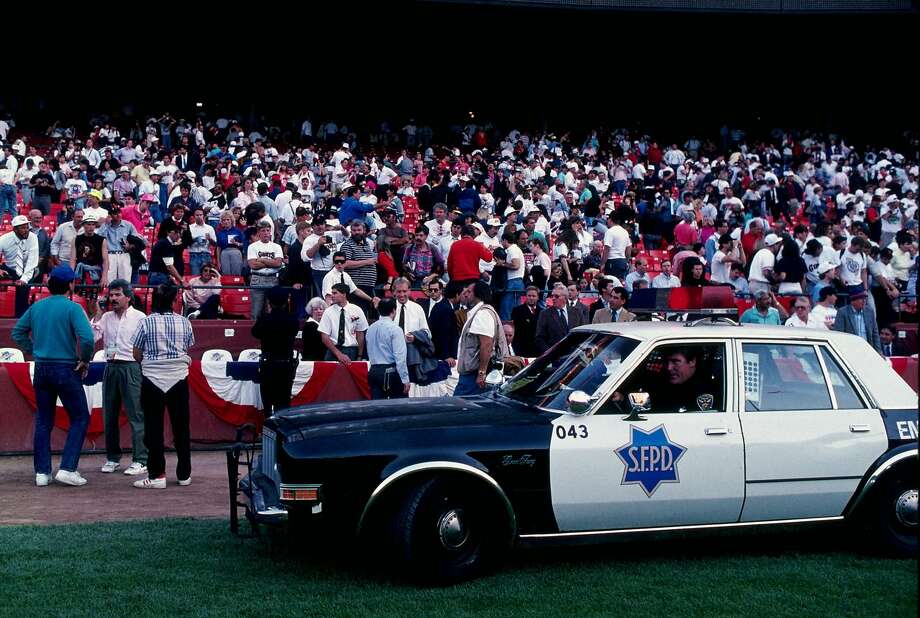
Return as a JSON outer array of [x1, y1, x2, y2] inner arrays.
[[0, 518, 915, 617]]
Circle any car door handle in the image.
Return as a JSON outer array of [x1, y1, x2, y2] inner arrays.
[[704, 427, 729, 436], [849, 424, 871, 433]]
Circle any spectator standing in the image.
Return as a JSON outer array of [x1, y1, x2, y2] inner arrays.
[[246, 221, 284, 320], [495, 231, 525, 321], [839, 237, 868, 295], [90, 279, 147, 476], [12, 265, 94, 487], [365, 298, 411, 399], [131, 284, 195, 489], [603, 210, 632, 281], [301, 214, 336, 297], [428, 280, 463, 367], [510, 286, 542, 358], [251, 286, 300, 416], [447, 224, 493, 284], [833, 290, 881, 353], [774, 237, 807, 294], [748, 233, 783, 295], [340, 220, 378, 315], [29, 160, 57, 216], [740, 290, 788, 325], [0, 214, 39, 317], [403, 226, 443, 286], [455, 281, 507, 397], [97, 206, 145, 283], [321, 251, 376, 305], [785, 297, 823, 329], [652, 259, 681, 288], [187, 207, 217, 275], [27, 209, 51, 280], [318, 282, 368, 363], [591, 286, 635, 324], [148, 226, 185, 286], [536, 283, 588, 353], [302, 298, 327, 361], [215, 212, 245, 276], [50, 208, 84, 266]]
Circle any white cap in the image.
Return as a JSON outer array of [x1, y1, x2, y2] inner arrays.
[[486, 217, 501, 227], [82, 213, 98, 224], [817, 262, 837, 275], [730, 228, 742, 241], [764, 233, 782, 246], [186, 171, 196, 179], [342, 142, 350, 148], [11, 215, 29, 227]]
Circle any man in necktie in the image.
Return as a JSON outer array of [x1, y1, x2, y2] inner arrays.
[[879, 326, 903, 357], [535, 283, 582, 354], [318, 283, 368, 363], [0, 215, 40, 317]]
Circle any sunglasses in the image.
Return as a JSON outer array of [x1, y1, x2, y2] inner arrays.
[[333, 260, 346, 265]]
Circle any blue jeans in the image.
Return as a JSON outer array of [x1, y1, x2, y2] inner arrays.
[[0, 184, 17, 218], [148, 272, 170, 286], [189, 252, 211, 275], [454, 373, 486, 397], [73, 263, 102, 284], [33, 362, 90, 474], [500, 277, 524, 321]]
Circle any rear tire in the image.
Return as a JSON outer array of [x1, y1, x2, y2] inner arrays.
[[870, 478, 918, 558], [390, 477, 505, 584]]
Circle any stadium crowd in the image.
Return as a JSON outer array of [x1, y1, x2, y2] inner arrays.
[[1, 112, 918, 486]]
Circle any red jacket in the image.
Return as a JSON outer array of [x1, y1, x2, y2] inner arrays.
[[446, 237, 493, 282]]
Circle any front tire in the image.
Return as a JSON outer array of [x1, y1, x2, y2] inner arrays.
[[391, 477, 505, 584], [870, 478, 918, 557]]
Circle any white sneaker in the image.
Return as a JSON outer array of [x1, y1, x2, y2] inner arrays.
[[100, 461, 120, 473], [123, 462, 147, 476], [177, 477, 192, 486], [133, 476, 166, 489], [55, 470, 88, 486], [35, 473, 51, 487], [187, 310, 201, 320]]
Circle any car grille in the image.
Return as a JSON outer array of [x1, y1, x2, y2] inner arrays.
[[261, 428, 280, 486]]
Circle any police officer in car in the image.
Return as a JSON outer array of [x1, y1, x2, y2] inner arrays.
[[612, 346, 718, 413]]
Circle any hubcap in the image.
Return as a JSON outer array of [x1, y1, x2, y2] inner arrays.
[[894, 489, 918, 528], [437, 508, 469, 549]]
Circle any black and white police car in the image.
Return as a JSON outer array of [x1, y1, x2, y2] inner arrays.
[[235, 321, 918, 583]]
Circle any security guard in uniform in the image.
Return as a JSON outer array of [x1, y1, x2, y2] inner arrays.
[[251, 286, 300, 416]]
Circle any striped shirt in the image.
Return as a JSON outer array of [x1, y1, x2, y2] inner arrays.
[[340, 237, 377, 287], [132, 312, 195, 360]]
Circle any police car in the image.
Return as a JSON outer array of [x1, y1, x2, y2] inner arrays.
[[238, 321, 918, 583]]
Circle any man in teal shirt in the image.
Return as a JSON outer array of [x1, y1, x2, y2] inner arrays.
[[12, 264, 95, 487], [740, 290, 789, 325]]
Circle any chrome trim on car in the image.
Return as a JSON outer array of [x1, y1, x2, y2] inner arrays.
[[844, 448, 918, 516], [356, 461, 517, 536], [519, 516, 845, 540]]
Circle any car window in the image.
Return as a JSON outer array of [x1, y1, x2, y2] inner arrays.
[[598, 343, 726, 414], [819, 347, 866, 409], [499, 332, 640, 411], [742, 343, 832, 411]]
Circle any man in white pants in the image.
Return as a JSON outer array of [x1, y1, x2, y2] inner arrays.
[[97, 205, 146, 283]]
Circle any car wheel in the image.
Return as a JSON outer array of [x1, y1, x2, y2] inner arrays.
[[391, 477, 503, 583], [871, 478, 918, 557]]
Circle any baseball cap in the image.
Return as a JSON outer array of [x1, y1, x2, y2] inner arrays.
[[140, 193, 156, 202], [486, 217, 501, 227], [342, 142, 350, 148], [764, 233, 782, 246], [817, 262, 837, 275], [83, 213, 99, 224], [11, 215, 29, 227], [49, 264, 76, 282]]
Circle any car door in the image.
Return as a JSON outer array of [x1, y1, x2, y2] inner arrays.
[[550, 340, 745, 532], [736, 340, 888, 522]]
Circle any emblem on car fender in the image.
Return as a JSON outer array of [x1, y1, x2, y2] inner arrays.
[[696, 394, 714, 411], [614, 425, 686, 497]]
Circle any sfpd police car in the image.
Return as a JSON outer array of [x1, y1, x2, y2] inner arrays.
[[236, 321, 918, 583]]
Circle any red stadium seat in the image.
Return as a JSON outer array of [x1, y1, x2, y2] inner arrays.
[[735, 297, 755, 316], [0, 287, 17, 318], [221, 288, 251, 318], [221, 275, 245, 285]]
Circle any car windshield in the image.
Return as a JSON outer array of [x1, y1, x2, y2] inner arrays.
[[499, 332, 641, 411]]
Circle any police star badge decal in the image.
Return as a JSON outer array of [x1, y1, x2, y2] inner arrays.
[[614, 425, 686, 497]]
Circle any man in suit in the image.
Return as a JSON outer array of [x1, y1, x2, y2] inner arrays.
[[589, 277, 613, 322], [566, 283, 589, 324], [535, 283, 587, 354], [511, 286, 542, 358], [879, 325, 910, 357], [592, 286, 636, 324], [833, 290, 881, 353], [429, 280, 463, 364], [175, 145, 199, 173], [417, 278, 443, 319]]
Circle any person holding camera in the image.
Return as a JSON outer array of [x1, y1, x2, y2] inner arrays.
[[90, 279, 147, 477], [29, 160, 57, 216], [301, 213, 337, 298], [455, 281, 508, 397]]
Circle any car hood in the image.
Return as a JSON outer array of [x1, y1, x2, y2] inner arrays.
[[269, 395, 555, 441]]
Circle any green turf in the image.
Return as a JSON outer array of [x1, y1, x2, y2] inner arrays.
[[0, 518, 915, 617]]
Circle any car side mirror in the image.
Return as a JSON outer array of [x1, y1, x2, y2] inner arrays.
[[623, 391, 650, 421], [485, 369, 505, 388], [567, 390, 593, 415]]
